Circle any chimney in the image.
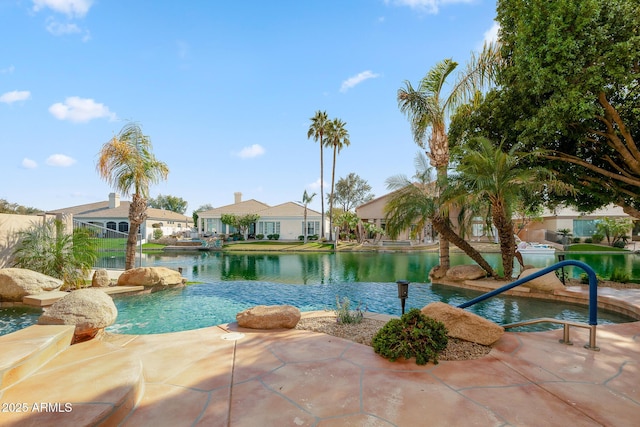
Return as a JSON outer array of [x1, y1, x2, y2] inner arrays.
[[109, 193, 120, 209], [234, 192, 242, 204]]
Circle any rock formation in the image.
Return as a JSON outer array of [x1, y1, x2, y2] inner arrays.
[[0, 268, 63, 302], [422, 301, 504, 346], [236, 305, 301, 329]]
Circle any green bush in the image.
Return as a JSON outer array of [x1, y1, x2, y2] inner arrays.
[[298, 235, 305, 241], [572, 237, 581, 243], [372, 308, 448, 365], [256, 234, 264, 240], [591, 233, 604, 244], [580, 273, 603, 285], [584, 238, 593, 243], [153, 228, 163, 240], [610, 268, 630, 283], [267, 234, 280, 240], [613, 240, 626, 248], [335, 296, 364, 324]]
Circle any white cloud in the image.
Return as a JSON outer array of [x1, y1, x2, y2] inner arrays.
[[386, 0, 474, 14], [32, 0, 93, 18], [340, 70, 380, 93], [22, 158, 38, 169], [45, 17, 80, 35], [0, 90, 31, 104], [48, 96, 116, 123], [483, 22, 500, 45], [234, 144, 265, 159], [1, 65, 15, 74], [46, 154, 76, 167]]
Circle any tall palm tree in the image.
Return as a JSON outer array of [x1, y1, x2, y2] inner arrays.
[[299, 190, 316, 243], [385, 152, 497, 278], [307, 111, 330, 239], [97, 122, 169, 270], [453, 137, 568, 278], [325, 117, 350, 241], [397, 44, 500, 277]]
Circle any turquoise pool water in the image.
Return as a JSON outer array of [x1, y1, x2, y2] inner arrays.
[[2, 251, 637, 336]]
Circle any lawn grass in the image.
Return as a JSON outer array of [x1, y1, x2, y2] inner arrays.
[[567, 243, 629, 252]]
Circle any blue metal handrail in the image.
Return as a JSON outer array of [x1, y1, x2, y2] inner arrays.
[[456, 260, 600, 349]]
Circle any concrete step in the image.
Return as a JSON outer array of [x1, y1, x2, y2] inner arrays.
[[0, 325, 74, 391], [0, 337, 144, 427]]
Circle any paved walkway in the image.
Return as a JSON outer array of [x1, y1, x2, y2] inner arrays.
[[99, 313, 639, 427]]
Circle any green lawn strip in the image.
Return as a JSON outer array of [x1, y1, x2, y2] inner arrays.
[[566, 243, 629, 252]]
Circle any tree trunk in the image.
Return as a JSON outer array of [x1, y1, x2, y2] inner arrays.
[[320, 142, 325, 239], [329, 147, 337, 241], [125, 194, 147, 270], [431, 215, 497, 278], [492, 199, 516, 279]]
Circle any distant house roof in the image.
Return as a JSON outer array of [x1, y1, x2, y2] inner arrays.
[[51, 199, 193, 224], [258, 202, 321, 218], [200, 199, 270, 216]]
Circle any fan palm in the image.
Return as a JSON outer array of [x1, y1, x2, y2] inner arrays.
[[299, 190, 316, 243], [452, 137, 568, 278], [325, 117, 350, 241], [397, 43, 501, 277], [385, 153, 496, 278], [307, 111, 330, 239], [97, 122, 169, 270]]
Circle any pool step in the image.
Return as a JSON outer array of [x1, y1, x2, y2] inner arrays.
[[0, 325, 74, 390], [0, 333, 144, 427]]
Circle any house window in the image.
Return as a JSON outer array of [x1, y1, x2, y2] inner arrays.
[[106, 221, 116, 230], [259, 221, 280, 235], [302, 221, 319, 235], [573, 219, 599, 237], [118, 222, 128, 233]]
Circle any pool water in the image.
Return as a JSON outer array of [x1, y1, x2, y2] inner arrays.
[[101, 280, 634, 335]]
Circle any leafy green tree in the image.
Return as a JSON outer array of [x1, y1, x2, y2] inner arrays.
[[12, 219, 97, 288], [595, 217, 633, 246], [0, 199, 42, 215], [385, 152, 496, 278], [494, 0, 640, 217], [307, 110, 330, 238], [325, 117, 350, 241], [148, 194, 188, 214], [97, 122, 169, 270], [331, 173, 374, 212], [299, 190, 316, 243], [221, 213, 260, 239]]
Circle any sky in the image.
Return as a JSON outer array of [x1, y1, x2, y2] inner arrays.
[[1, 0, 499, 216]]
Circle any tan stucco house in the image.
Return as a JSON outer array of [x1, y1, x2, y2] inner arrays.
[[198, 192, 327, 240], [50, 193, 193, 241]]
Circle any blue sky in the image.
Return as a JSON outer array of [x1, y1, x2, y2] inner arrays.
[[1, 0, 498, 215]]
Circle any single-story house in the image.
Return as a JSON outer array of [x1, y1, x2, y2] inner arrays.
[[197, 192, 327, 240], [50, 193, 193, 241]]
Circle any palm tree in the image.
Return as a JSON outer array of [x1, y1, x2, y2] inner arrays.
[[397, 44, 500, 277], [299, 190, 316, 243], [325, 117, 350, 241], [452, 137, 568, 278], [385, 152, 497, 278], [307, 111, 330, 239], [97, 122, 169, 270]]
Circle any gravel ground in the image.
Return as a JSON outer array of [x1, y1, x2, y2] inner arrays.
[[295, 316, 492, 361]]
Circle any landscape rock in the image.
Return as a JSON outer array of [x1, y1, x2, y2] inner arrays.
[[91, 269, 111, 287], [422, 302, 504, 346], [0, 268, 63, 302], [236, 305, 301, 329], [38, 288, 118, 343], [445, 265, 487, 281], [519, 268, 565, 292], [117, 266, 186, 291]]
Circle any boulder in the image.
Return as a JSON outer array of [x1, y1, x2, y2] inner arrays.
[[445, 265, 487, 281], [519, 268, 565, 292], [117, 267, 186, 291], [38, 289, 118, 343], [0, 268, 63, 302], [236, 305, 301, 329], [422, 302, 504, 346], [92, 269, 111, 287]]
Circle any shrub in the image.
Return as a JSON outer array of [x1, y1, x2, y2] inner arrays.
[[298, 235, 305, 241], [256, 234, 264, 240], [584, 238, 593, 243], [153, 228, 163, 240], [591, 233, 604, 244], [334, 296, 365, 324], [267, 233, 280, 240], [613, 240, 626, 248], [372, 308, 448, 365], [580, 273, 603, 285], [610, 268, 630, 283], [572, 237, 581, 243]]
